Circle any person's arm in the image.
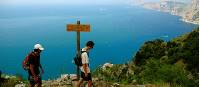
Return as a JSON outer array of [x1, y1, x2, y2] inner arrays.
[[40, 64, 44, 74], [83, 64, 88, 74], [39, 64, 42, 69], [82, 52, 89, 76], [39, 61, 44, 74]]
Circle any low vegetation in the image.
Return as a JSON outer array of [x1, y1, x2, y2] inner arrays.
[[93, 28, 199, 87]]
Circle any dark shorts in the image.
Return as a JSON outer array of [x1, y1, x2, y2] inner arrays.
[[28, 75, 42, 86], [81, 72, 92, 81]]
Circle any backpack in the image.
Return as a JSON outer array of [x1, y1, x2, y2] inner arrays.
[[22, 52, 35, 71], [74, 51, 87, 66]]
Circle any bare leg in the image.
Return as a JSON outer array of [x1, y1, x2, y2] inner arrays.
[[29, 81, 35, 87], [37, 81, 42, 87], [76, 78, 83, 87], [35, 77, 42, 87], [88, 80, 92, 87], [29, 84, 34, 87]]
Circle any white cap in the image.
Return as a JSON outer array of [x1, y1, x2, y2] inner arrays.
[[34, 44, 44, 50]]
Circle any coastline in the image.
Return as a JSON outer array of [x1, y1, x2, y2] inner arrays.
[[180, 18, 199, 25], [142, 7, 199, 25]]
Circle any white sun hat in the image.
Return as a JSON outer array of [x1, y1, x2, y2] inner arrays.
[[34, 44, 44, 50]]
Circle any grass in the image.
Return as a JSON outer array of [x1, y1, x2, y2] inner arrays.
[[154, 82, 183, 87], [1, 74, 28, 87]]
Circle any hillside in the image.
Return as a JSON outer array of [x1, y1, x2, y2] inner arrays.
[[142, 0, 199, 24], [182, 0, 199, 24], [93, 27, 199, 87]]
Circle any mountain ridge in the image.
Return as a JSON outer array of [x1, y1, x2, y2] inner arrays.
[[140, 0, 199, 24]]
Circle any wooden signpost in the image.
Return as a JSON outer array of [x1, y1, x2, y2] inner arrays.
[[66, 20, 90, 80]]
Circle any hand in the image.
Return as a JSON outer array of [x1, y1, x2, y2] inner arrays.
[[41, 69, 44, 75], [33, 76, 38, 82]]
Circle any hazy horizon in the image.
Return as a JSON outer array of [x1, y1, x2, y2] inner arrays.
[[0, 0, 191, 6]]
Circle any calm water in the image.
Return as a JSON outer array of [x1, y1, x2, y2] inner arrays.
[[0, 5, 197, 79]]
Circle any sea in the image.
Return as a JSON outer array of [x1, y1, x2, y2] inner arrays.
[[0, 5, 197, 79]]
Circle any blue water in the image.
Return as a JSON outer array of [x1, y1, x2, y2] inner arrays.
[[0, 5, 197, 79]]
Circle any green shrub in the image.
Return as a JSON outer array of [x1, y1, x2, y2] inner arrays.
[[136, 58, 198, 87]]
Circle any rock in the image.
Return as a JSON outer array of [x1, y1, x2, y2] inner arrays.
[[132, 80, 137, 84], [61, 74, 69, 80], [42, 74, 75, 87], [69, 74, 77, 81], [136, 85, 145, 87], [15, 84, 26, 87], [102, 63, 114, 70], [92, 77, 99, 82], [4, 75, 16, 79], [113, 83, 120, 87]]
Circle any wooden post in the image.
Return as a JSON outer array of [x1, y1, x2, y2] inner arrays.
[[66, 20, 90, 80], [76, 21, 81, 79]]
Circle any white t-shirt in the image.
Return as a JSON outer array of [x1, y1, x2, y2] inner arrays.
[[80, 48, 90, 73]]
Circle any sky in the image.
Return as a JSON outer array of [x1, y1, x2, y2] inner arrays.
[[0, 0, 130, 6], [0, 0, 191, 6]]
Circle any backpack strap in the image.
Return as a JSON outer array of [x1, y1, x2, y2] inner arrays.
[[81, 51, 87, 54], [81, 50, 89, 57], [31, 52, 38, 57], [27, 52, 37, 62]]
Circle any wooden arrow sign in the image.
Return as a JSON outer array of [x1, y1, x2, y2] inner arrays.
[[67, 24, 90, 32]]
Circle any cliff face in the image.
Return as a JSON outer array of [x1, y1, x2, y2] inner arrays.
[[142, 1, 187, 15], [142, 0, 199, 24], [182, 0, 199, 24]]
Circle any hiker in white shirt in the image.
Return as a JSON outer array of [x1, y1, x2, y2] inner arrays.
[[77, 41, 95, 87]]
